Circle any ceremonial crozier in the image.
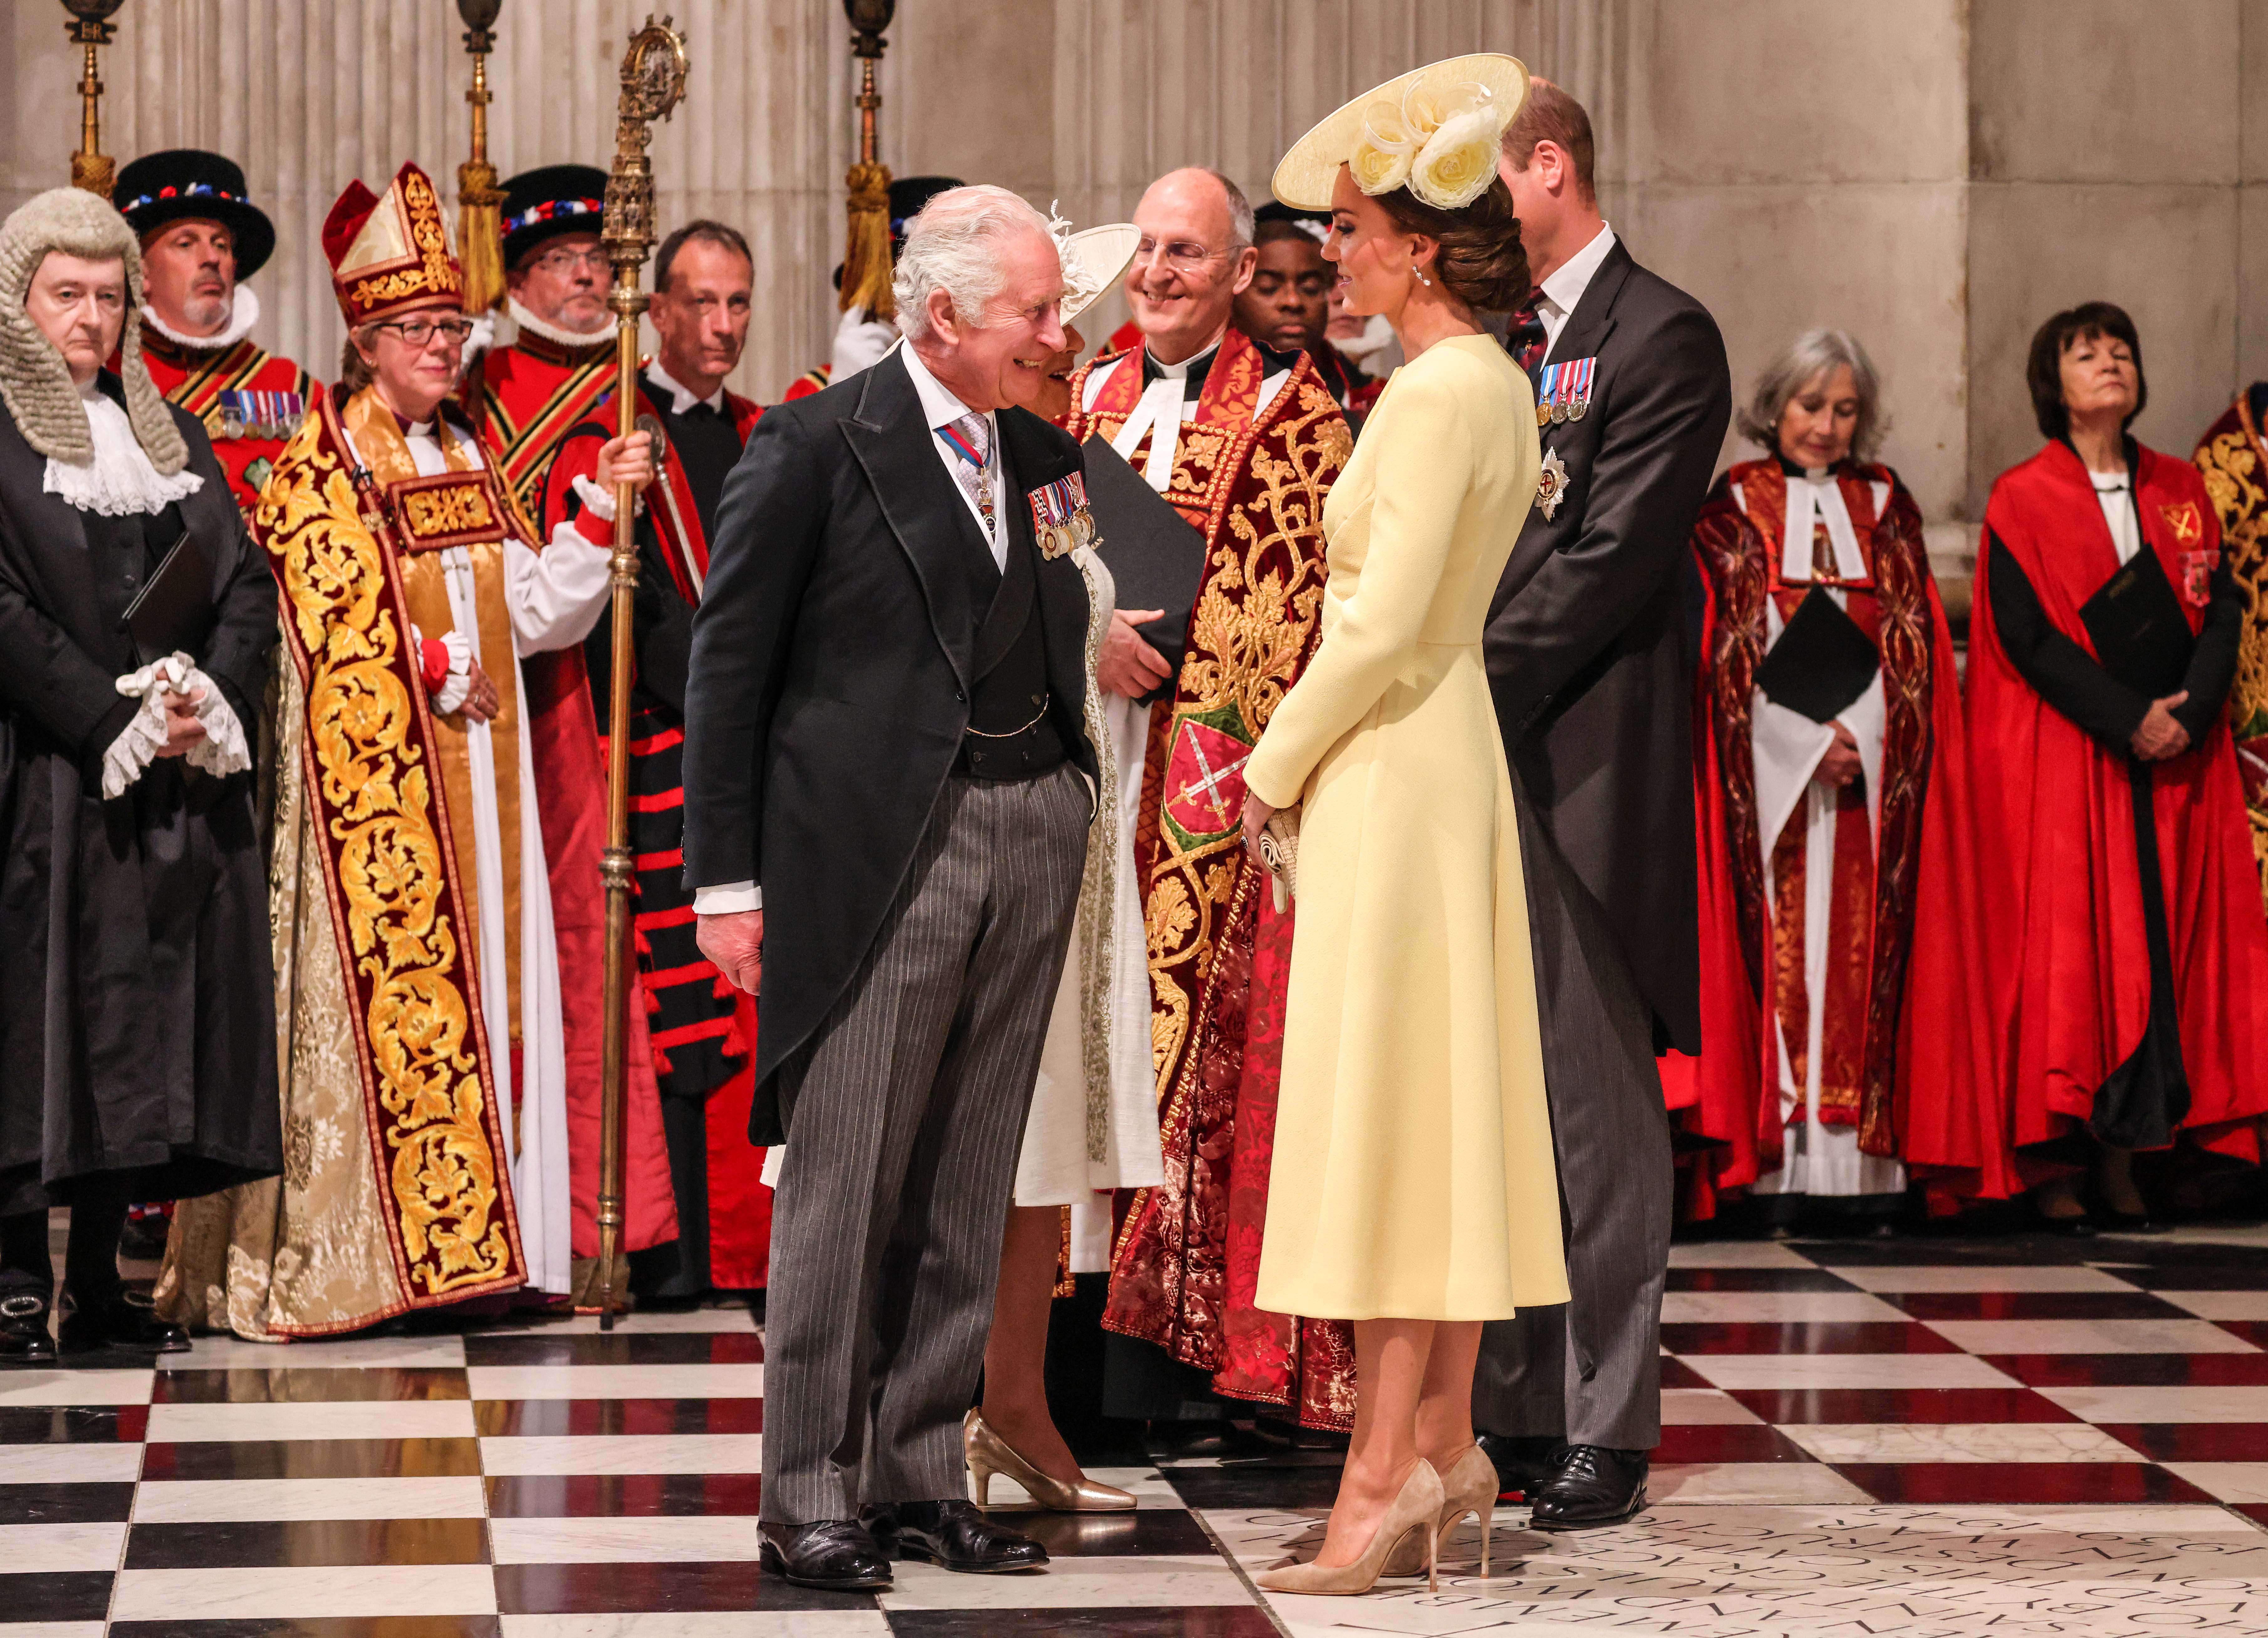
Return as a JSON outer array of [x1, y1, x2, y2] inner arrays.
[[1067, 325, 1356, 1426]]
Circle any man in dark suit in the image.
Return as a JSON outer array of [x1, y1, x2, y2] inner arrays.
[[683, 186, 1098, 1589], [1473, 81, 1733, 1528]]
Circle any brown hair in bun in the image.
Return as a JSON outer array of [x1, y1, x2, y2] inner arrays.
[[1374, 175, 1530, 314]]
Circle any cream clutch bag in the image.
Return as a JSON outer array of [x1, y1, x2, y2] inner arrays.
[[1257, 806, 1300, 911]]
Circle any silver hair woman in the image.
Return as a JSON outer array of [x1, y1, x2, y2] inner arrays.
[[1735, 327, 1889, 465], [892, 184, 1058, 341]]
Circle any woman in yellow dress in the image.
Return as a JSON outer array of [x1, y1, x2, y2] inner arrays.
[[1240, 55, 1569, 1596]]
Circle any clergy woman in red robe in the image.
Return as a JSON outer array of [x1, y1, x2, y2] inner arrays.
[[1970, 301, 2268, 1230], [1684, 330, 2010, 1225]]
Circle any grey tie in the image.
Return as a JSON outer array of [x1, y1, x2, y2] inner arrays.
[[946, 411, 995, 535]]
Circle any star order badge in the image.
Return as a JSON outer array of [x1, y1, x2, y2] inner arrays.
[[1537, 446, 1570, 520]]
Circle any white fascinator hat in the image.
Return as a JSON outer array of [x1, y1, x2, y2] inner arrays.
[[1049, 211, 1141, 325], [1272, 54, 1529, 214]]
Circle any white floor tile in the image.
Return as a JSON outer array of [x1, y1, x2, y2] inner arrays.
[[490, 1514, 758, 1562], [1680, 1353, 2020, 1390], [2042, 1385, 2268, 1423], [1823, 1264, 2140, 1293], [0, 1443, 141, 1483], [160, 1335, 468, 1370], [1777, 1421, 2147, 1463], [532, 1308, 759, 1334], [1647, 1462, 1877, 1504], [1661, 1291, 1907, 1324], [2161, 1463, 2268, 1503], [466, 1364, 764, 1401], [1666, 1243, 1819, 1269], [1661, 1388, 1765, 1425], [2156, 1290, 2268, 1320], [109, 1564, 498, 1620], [0, 1624, 107, 1638], [0, 1521, 126, 1571], [132, 1475, 489, 1521], [477, 1432, 762, 1475], [143, 1397, 476, 1442], [878, 1555, 1253, 1610], [0, 1369, 152, 1407], [501, 1618, 886, 1637], [1922, 1317, 2260, 1355]]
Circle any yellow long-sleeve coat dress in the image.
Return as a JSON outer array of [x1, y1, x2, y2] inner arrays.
[[1243, 333, 1570, 1322]]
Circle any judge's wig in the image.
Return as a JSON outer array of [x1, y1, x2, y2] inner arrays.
[[1736, 327, 1888, 465], [2027, 300, 2146, 441], [0, 187, 186, 472]]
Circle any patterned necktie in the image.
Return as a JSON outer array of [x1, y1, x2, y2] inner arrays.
[[1506, 286, 1548, 379], [942, 411, 995, 534]]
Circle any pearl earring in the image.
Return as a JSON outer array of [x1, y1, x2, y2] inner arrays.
[[1414, 265, 1431, 287]]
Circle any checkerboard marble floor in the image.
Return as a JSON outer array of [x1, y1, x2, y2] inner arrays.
[[6, 1229, 2268, 1635]]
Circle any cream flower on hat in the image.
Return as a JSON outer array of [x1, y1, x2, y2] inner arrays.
[[1275, 54, 1529, 213], [1045, 205, 1142, 326]]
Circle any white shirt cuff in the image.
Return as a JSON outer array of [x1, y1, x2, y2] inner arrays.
[[694, 882, 762, 914], [572, 471, 643, 523], [101, 655, 253, 798], [432, 629, 473, 715]]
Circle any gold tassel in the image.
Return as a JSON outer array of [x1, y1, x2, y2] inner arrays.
[[840, 160, 896, 321], [458, 159, 507, 315]]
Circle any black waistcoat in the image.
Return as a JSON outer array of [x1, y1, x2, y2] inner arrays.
[[959, 501, 1064, 782]]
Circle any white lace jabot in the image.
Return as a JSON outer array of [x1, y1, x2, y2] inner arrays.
[[44, 381, 204, 517]]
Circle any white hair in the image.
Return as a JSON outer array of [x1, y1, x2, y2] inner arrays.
[[892, 185, 1057, 342]]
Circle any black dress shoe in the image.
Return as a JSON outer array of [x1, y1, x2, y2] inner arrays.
[[865, 1499, 1048, 1573], [1527, 1444, 1649, 1530], [56, 1286, 189, 1355], [0, 1284, 55, 1365], [1478, 1432, 1567, 1497], [758, 1519, 893, 1590]]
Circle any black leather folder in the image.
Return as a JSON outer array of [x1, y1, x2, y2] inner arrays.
[[2079, 546, 2194, 700], [1081, 434, 1207, 702], [1753, 586, 1881, 723], [120, 528, 215, 664]]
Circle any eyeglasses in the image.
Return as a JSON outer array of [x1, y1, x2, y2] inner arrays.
[[530, 246, 611, 277], [1134, 237, 1231, 274], [376, 317, 476, 348]]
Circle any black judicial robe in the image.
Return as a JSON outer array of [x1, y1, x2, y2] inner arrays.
[[0, 378, 281, 1215]]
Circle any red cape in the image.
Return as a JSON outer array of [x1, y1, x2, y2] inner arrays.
[[1969, 440, 2268, 1163], [1681, 462, 2014, 1215]]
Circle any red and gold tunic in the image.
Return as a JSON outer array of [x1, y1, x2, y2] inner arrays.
[[1072, 327, 1357, 1427], [137, 330, 315, 513], [462, 331, 617, 518], [2193, 388, 2268, 909]]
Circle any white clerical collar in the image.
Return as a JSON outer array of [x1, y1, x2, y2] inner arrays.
[[900, 341, 988, 435], [507, 293, 612, 351], [647, 358, 726, 416], [1143, 328, 1225, 381], [141, 284, 261, 352], [2091, 468, 2130, 491], [1538, 221, 1616, 317]]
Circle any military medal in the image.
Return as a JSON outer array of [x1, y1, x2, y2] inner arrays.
[[1027, 471, 1094, 560], [1536, 361, 1561, 427], [1558, 357, 1595, 423], [1536, 446, 1570, 521]]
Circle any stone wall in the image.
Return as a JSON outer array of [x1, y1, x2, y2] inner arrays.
[[4, 0, 2264, 583]]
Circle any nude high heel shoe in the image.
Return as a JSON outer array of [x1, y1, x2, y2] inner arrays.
[[1383, 1443, 1500, 1579], [964, 1408, 1137, 1512], [1256, 1458, 1446, 1597]]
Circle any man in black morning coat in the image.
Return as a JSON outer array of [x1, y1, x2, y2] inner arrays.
[[1474, 81, 1733, 1527], [681, 187, 1097, 1590]]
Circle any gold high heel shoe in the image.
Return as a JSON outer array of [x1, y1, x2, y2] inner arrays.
[[1383, 1443, 1499, 1579], [1256, 1458, 1446, 1597], [964, 1408, 1137, 1512]]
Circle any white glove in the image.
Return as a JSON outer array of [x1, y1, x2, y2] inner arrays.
[[103, 652, 251, 799], [829, 305, 899, 382]]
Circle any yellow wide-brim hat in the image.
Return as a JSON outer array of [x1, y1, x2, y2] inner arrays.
[[1272, 53, 1530, 213], [1061, 222, 1141, 325]]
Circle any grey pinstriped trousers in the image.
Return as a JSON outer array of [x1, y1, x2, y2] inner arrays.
[[758, 765, 1088, 1525], [1471, 785, 1675, 1453]]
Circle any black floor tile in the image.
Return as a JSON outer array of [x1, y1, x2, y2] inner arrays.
[[462, 1331, 763, 1367], [888, 1609, 1279, 1636], [493, 1557, 864, 1613], [124, 1516, 492, 1568], [474, 1396, 762, 1436], [485, 1472, 764, 1516], [1163, 1461, 1343, 1510], [0, 1480, 135, 1523], [1880, 1291, 2196, 1320], [1665, 1267, 1863, 1292], [1006, 1507, 1216, 1556], [110, 1620, 501, 1637], [0, 1570, 114, 1622], [154, 1367, 470, 1403], [0, 1403, 147, 1442], [140, 1436, 484, 1480]]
